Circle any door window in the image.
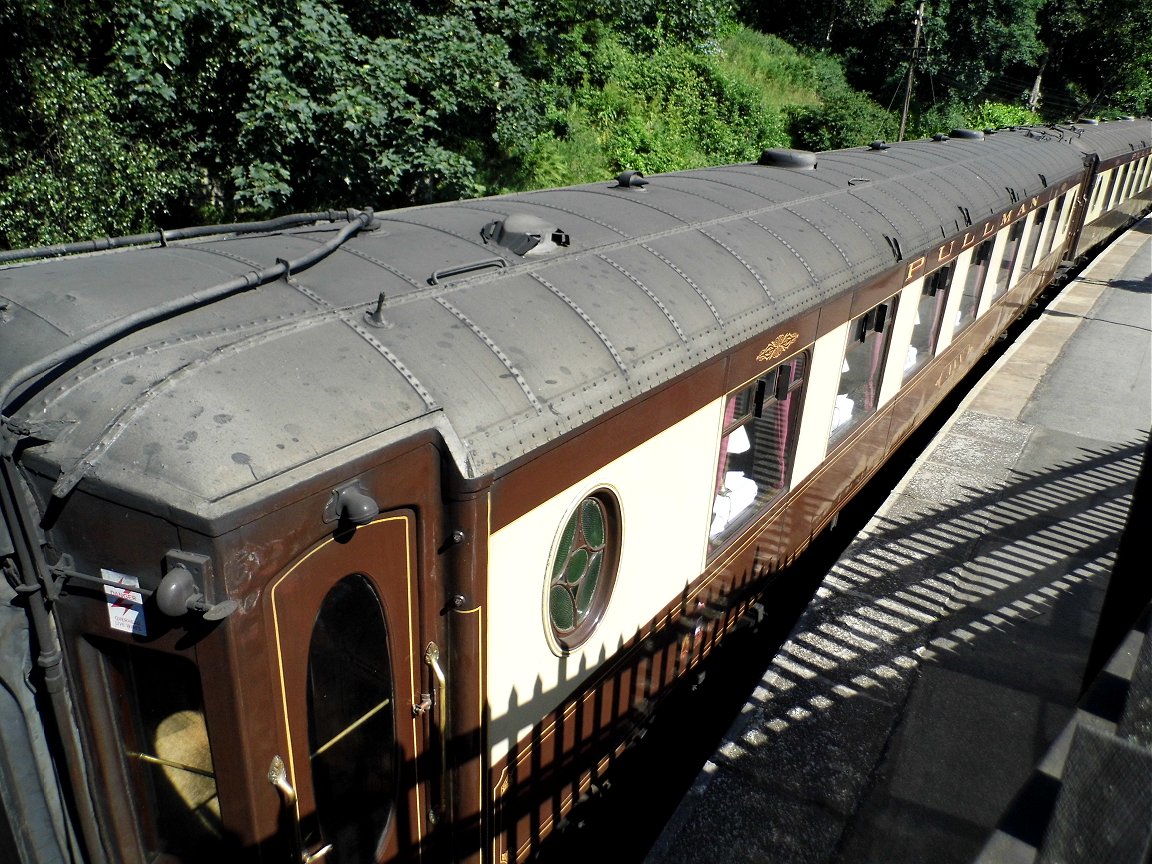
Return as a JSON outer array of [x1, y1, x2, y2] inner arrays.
[[306, 574, 397, 861]]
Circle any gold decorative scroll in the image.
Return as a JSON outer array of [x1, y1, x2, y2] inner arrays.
[[756, 332, 799, 362]]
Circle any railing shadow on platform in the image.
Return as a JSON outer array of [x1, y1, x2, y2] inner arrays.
[[649, 430, 1147, 864]]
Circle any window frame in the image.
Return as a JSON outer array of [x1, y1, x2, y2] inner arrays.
[[708, 352, 809, 556], [543, 489, 622, 654]]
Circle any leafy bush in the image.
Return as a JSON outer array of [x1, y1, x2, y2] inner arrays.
[[786, 52, 895, 150], [0, 64, 194, 248], [966, 101, 1042, 129], [513, 36, 789, 188], [905, 101, 1041, 140]]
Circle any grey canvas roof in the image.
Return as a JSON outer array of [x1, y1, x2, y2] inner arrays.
[[1, 121, 1148, 523]]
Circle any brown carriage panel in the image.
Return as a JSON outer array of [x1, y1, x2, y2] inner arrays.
[[489, 362, 724, 531], [817, 292, 855, 338], [723, 310, 819, 393]]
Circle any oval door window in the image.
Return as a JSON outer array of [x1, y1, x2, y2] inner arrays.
[[306, 574, 397, 860]]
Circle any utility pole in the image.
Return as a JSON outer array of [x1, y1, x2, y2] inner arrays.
[[898, 1, 925, 142]]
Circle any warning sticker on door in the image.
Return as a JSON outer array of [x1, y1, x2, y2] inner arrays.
[[101, 569, 147, 636]]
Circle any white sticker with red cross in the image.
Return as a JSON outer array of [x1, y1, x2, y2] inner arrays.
[[101, 569, 147, 636]]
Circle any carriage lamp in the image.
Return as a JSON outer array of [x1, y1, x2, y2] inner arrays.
[[154, 565, 237, 620], [323, 481, 380, 526]]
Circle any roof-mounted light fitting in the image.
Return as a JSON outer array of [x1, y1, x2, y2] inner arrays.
[[758, 148, 817, 169], [615, 170, 648, 189], [481, 213, 570, 256]]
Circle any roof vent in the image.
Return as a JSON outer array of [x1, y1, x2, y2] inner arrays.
[[949, 128, 984, 140], [480, 214, 570, 257], [868, 140, 890, 151], [932, 133, 950, 141], [615, 170, 649, 189], [758, 148, 817, 169], [1076, 118, 1100, 125]]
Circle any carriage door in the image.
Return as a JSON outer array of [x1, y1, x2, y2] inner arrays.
[[267, 511, 427, 863]]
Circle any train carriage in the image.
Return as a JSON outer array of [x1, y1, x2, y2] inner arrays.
[[1, 119, 1150, 864]]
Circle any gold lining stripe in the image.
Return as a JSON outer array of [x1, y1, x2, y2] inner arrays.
[[269, 514, 420, 843]]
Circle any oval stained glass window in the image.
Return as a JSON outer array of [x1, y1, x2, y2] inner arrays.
[[547, 492, 620, 651]]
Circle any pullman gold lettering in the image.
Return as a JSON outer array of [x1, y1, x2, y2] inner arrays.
[[902, 185, 1063, 287], [756, 332, 800, 362]]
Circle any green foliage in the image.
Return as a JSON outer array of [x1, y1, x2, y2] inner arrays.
[[1040, 0, 1152, 117], [786, 52, 895, 149], [512, 33, 790, 190], [716, 29, 821, 106], [2, 0, 542, 246], [900, 100, 1040, 141], [965, 101, 1042, 130], [0, 60, 194, 248], [737, 0, 895, 50], [3, 0, 1145, 248]]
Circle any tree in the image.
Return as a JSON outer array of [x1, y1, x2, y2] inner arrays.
[[1038, 0, 1152, 116]]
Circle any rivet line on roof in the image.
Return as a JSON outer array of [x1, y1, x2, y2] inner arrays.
[[597, 254, 689, 344], [639, 244, 725, 327], [698, 228, 777, 296], [530, 273, 628, 375], [346, 320, 439, 411], [434, 297, 542, 414], [780, 208, 852, 267], [342, 245, 423, 288]]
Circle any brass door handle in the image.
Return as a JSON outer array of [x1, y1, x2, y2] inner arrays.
[[268, 755, 333, 863], [424, 642, 449, 824]]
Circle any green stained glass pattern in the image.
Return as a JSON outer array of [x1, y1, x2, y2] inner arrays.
[[581, 499, 605, 547], [553, 517, 577, 578], [550, 586, 576, 631], [575, 553, 602, 615], [547, 494, 616, 647]]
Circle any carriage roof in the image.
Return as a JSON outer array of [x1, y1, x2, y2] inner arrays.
[[1, 121, 1147, 523]]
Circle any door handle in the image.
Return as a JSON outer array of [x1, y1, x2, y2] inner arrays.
[[267, 755, 333, 863], [423, 642, 450, 824]]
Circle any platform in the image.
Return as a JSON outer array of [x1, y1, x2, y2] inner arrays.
[[645, 219, 1152, 864]]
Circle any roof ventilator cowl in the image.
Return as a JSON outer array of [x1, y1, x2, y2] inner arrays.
[[615, 170, 649, 189], [481, 213, 570, 257], [949, 128, 984, 140], [758, 148, 817, 169], [869, 140, 890, 150]]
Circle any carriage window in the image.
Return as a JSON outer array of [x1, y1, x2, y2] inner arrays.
[[710, 352, 808, 550], [307, 574, 396, 861], [992, 219, 1025, 299], [1089, 173, 1108, 216], [905, 267, 952, 382], [955, 239, 993, 336], [1116, 164, 1132, 204], [830, 301, 894, 446], [1042, 195, 1066, 257], [105, 645, 223, 860], [1103, 170, 1120, 210], [1020, 205, 1048, 274], [547, 491, 620, 652]]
